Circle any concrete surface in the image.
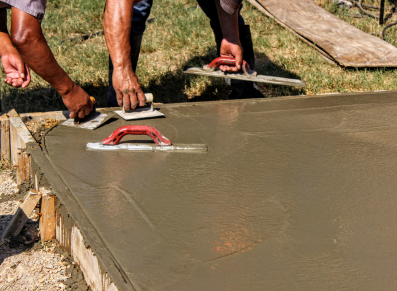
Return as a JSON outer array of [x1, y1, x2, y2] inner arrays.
[[41, 91, 397, 290]]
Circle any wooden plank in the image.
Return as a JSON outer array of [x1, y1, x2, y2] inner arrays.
[[250, 0, 397, 67], [246, 0, 336, 64], [39, 194, 56, 242], [1, 117, 10, 163], [0, 109, 18, 164], [0, 189, 42, 241], [17, 150, 31, 184], [9, 116, 35, 184], [70, 226, 119, 291]]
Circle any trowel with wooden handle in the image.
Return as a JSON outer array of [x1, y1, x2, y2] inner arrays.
[[86, 125, 207, 152], [183, 57, 306, 87], [62, 96, 114, 130], [114, 93, 165, 120]]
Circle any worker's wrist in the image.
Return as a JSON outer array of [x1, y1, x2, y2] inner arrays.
[[222, 30, 240, 43], [0, 33, 14, 56], [56, 77, 77, 98], [112, 61, 135, 75]]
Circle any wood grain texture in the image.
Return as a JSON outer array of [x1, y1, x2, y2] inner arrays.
[[0, 189, 41, 241], [1, 118, 10, 163], [250, 0, 397, 67], [40, 194, 56, 242], [17, 151, 31, 185]]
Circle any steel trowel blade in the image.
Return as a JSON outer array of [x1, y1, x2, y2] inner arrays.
[[62, 112, 113, 130]]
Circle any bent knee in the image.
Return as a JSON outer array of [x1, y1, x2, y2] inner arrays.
[[11, 23, 42, 50]]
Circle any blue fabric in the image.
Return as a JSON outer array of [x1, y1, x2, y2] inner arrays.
[[196, 0, 244, 39], [131, 0, 153, 35], [130, 0, 244, 36]]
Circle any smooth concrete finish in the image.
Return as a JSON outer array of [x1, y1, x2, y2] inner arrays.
[[43, 91, 397, 290]]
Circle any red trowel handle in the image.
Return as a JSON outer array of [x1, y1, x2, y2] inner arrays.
[[203, 57, 257, 76], [102, 125, 172, 146]]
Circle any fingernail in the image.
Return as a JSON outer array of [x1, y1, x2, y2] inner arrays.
[[20, 73, 25, 78]]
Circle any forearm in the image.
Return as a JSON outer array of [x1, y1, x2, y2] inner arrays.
[[103, 0, 134, 70], [0, 8, 13, 57], [10, 7, 74, 95], [215, 0, 240, 43]]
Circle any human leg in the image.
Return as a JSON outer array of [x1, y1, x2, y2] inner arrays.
[[108, 0, 153, 107], [196, 0, 263, 99]]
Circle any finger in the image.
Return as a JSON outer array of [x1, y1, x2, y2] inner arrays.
[[6, 72, 20, 78], [220, 65, 238, 72], [15, 59, 26, 79], [123, 93, 131, 111], [129, 89, 139, 110], [136, 90, 146, 107], [78, 109, 86, 119], [89, 98, 94, 112], [84, 106, 91, 116], [116, 90, 123, 107], [235, 51, 243, 71], [21, 65, 31, 88], [11, 79, 22, 88], [69, 111, 77, 119]]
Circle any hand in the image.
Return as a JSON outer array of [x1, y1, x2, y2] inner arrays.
[[61, 83, 94, 119], [112, 66, 146, 111], [1, 49, 30, 88], [219, 38, 244, 73]]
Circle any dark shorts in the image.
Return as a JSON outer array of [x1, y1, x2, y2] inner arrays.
[[0, 0, 47, 22]]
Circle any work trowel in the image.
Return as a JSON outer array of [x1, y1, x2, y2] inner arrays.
[[62, 97, 114, 130], [86, 125, 207, 152], [184, 57, 306, 87], [114, 93, 164, 120]]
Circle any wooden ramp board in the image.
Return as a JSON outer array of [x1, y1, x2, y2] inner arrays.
[[248, 0, 397, 67]]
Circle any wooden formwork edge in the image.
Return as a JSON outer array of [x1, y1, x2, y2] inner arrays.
[[2, 109, 121, 290]]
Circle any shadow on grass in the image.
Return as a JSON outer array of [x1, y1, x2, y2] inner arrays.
[[1, 80, 109, 114], [1, 48, 305, 113], [143, 47, 305, 103]]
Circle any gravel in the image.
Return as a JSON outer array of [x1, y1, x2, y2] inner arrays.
[[0, 170, 90, 290]]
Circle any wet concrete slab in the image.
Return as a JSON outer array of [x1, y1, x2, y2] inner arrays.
[[41, 91, 397, 290]]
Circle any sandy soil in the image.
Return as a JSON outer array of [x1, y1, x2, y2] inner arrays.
[[0, 170, 90, 291]]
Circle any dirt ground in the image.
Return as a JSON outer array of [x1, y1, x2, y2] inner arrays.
[[0, 170, 90, 291]]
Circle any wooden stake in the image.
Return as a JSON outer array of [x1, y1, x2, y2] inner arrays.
[[40, 194, 56, 242], [1, 117, 10, 163], [0, 189, 42, 241], [17, 150, 31, 185]]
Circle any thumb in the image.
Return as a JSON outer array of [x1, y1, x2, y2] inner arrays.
[[235, 50, 243, 71], [15, 59, 26, 79]]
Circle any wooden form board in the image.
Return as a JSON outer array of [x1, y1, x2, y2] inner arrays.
[[248, 0, 397, 67], [9, 116, 35, 184], [0, 109, 121, 290], [0, 109, 18, 163], [40, 194, 56, 242]]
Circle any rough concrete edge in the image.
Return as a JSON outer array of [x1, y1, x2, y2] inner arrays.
[[28, 141, 136, 291], [55, 203, 118, 291]]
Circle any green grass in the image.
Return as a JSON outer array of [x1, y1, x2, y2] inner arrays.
[[1, 0, 397, 113]]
